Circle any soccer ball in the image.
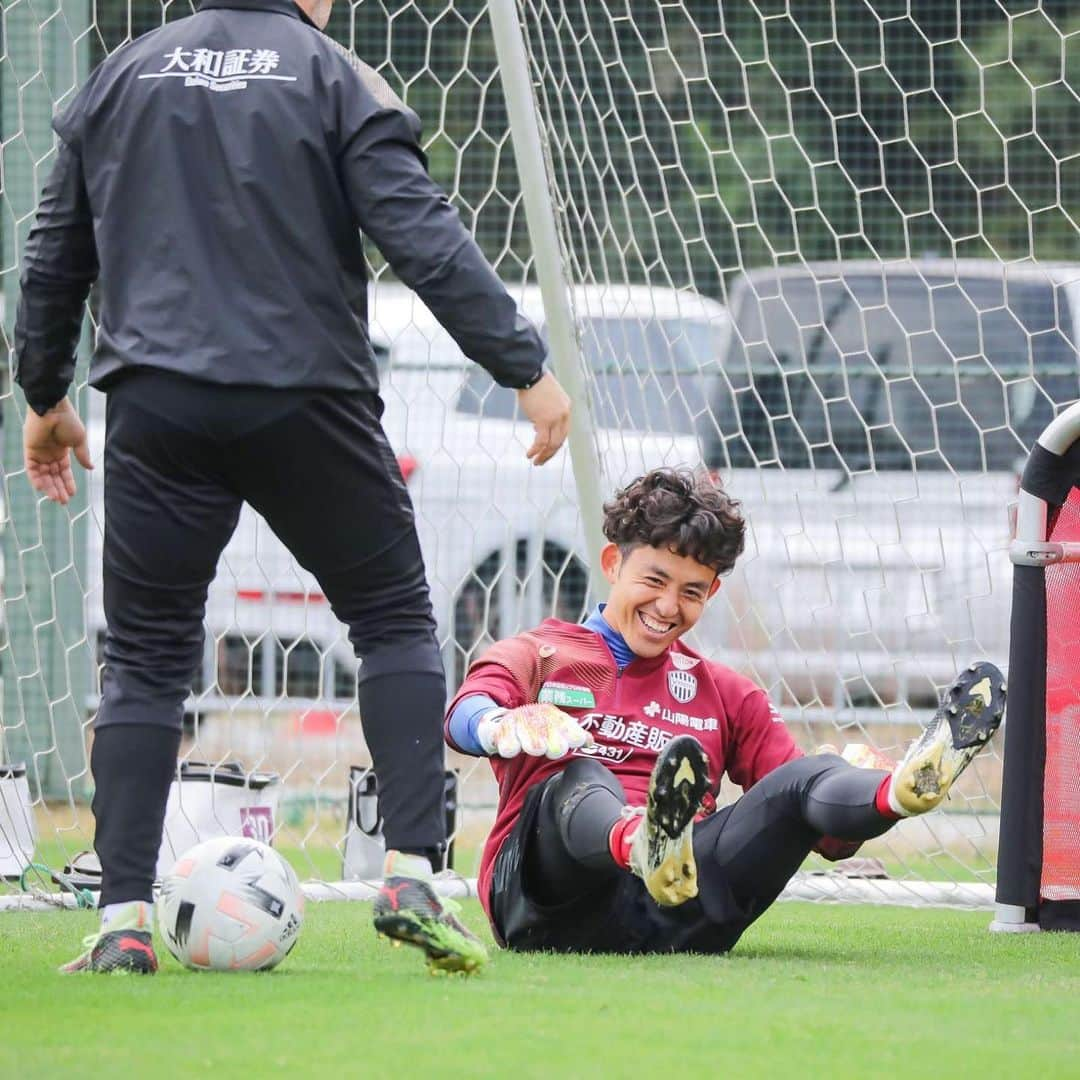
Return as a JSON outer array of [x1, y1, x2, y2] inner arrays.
[[158, 837, 304, 971]]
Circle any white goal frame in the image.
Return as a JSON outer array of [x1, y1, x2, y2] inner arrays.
[[6, 0, 1080, 917]]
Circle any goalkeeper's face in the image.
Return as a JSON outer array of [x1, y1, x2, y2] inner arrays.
[[599, 542, 720, 658]]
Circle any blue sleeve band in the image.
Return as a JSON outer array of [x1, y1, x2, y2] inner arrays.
[[447, 693, 500, 756]]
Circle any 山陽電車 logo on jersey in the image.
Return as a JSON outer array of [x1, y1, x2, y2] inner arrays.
[[139, 48, 298, 93], [667, 668, 698, 704]]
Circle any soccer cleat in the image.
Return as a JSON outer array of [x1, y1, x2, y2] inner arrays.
[[59, 901, 158, 975], [890, 660, 1007, 816], [629, 734, 710, 907], [373, 852, 488, 975]]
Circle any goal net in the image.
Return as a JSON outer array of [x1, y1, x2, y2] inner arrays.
[[3, 0, 1079, 910]]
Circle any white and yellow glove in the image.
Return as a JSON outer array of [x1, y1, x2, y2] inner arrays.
[[477, 703, 594, 759]]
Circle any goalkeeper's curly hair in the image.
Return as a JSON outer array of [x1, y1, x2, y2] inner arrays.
[[602, 468, 745, 576]]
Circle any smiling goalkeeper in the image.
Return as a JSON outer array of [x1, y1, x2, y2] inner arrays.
[[378, 468, 1005, 957]]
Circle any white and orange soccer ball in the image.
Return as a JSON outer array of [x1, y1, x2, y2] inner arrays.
[[158, 837, 304, 971]]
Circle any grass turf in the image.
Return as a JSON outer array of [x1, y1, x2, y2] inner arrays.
[[1, 901, 1076, 1076]]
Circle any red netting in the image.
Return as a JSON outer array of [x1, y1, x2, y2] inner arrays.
[[1042, 486, 1080, 902]]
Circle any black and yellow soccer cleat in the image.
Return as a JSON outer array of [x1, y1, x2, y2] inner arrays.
[[59, 901, 158, 975], [629, 734, 710, 907], [373, 852, 488, 975], [891, 660, 1007, 816]]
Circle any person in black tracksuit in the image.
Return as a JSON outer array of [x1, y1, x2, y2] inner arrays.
[[15, 0, 571, 973]]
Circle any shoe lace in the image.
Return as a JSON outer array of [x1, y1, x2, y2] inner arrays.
[[76, 929, 104, 954], [437, 894, 464, 919]]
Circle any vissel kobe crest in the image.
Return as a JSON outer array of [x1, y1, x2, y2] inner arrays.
[[667, 668, 698, 704]]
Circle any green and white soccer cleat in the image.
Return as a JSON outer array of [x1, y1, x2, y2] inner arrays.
[[891, 660, 1007, 816], [629, 734, 710, 907], [373, 852, 488, 975], [59, 901, 158, 975]]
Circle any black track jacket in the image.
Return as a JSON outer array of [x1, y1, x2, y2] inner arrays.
[[14, 0, 546, 415]]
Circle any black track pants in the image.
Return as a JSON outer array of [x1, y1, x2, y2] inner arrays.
[[492, 753, 893, 952], [94, 371, 447, 901]]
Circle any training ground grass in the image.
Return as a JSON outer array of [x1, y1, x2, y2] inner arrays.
[[1, 900, 1075, 1077]]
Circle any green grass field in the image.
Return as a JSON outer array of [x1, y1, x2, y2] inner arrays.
[[2, 900, 1076, 1077]]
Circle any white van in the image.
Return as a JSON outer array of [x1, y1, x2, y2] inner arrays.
[[696, 259, 1080, 708], [85, 282, 728, 710]]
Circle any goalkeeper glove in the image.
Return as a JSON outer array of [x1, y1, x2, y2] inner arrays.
[[477, 703, 594, 759]]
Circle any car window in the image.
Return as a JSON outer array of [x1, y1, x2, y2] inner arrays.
[[456, 316, 722, 434], [701, 272, 1080, 472], [216, 633, 264, 696], [274, 637, 323, 699], [379, 323, 465, 371], [372, 339, 391, 376]]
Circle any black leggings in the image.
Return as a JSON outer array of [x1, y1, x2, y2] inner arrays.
[[495, 754, 894, 953], [93, 371, 447, 904]]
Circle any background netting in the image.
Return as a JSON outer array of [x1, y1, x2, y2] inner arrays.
[[3, 0, 1080, 904]]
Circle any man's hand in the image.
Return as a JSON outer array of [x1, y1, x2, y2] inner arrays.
[[516, 372, 571, 466], [477, 703, 594, 759], [23, 398, 93, 506]]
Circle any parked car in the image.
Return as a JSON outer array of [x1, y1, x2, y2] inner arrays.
[[696, 259, 1080, 707], [83, 282, 728, 707], [373, 281, 727, 685]]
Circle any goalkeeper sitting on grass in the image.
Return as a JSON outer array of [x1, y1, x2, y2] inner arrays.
[[376, 467, 1005, 958]]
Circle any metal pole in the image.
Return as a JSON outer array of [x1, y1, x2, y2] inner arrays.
[[1036, 399, 1080, 456], [1009, 400, 1080, 568], [486, 0, 609, 602]]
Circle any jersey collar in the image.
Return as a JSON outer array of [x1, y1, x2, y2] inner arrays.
[[582, 605, 674, 675], [197, 0, 315, 27]]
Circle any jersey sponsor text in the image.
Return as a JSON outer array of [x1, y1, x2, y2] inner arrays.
[[139, 48, 297, 92]]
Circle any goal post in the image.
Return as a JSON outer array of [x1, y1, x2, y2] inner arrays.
[[486, 0, 608, 602], [504, 0, 1078, 910], [993, 401, 1080, 932], [3, 0, 1080, 916]]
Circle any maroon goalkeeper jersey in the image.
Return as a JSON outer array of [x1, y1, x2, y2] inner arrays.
[[446, 618, 802, 919]]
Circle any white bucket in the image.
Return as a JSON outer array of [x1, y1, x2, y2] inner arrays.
[[0, 764, 36, 879], [156, 762, 280, 880]]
